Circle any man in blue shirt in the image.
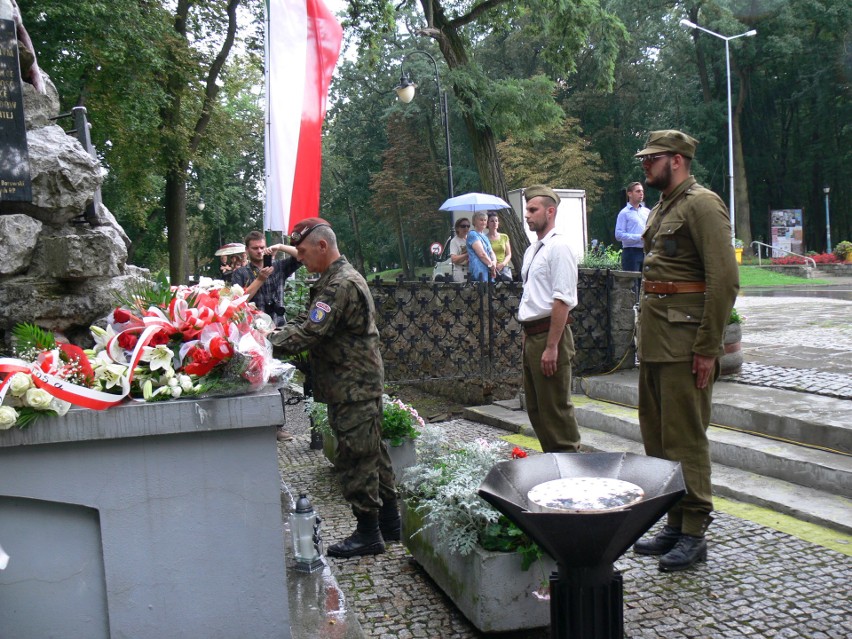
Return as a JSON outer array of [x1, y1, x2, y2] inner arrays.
[[615, 182, 651, 272]]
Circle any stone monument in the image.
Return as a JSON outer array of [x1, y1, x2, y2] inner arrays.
[[0, 0, 146, 346]]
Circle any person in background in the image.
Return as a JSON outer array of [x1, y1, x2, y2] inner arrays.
[[615, 182, 650, 272], [632, 129, 739, 572], [486, 212, 513, 281], [466, 211, 497, 282], [517, 185, 581, 453], [269, 218, 399, 558], [232, 230, 300, 327], [232, 230, 301, 442], [449, 217, 470, 282]]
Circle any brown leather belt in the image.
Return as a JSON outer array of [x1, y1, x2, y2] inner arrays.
[[521, 314, 573, 336], [643, 280, 706, 294]]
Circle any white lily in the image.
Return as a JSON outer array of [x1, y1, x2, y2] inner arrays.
[[89, 324, 117, 353], [141, 344, 175, 373]]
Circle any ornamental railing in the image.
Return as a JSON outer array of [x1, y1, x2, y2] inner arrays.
[[367, 270, 638, 395]]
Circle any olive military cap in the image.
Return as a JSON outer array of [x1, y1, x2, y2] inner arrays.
[[524, 185, 561, 207], [635, 130, 699, 159], [290, 217, 331, 246]]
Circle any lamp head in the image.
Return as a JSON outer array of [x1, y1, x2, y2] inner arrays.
[[680, 18, 698, 29], [394, 75, 416, 103], [823, 185, 830, 195], [197, 199, 205, 211], [745, 29, 757, 37]]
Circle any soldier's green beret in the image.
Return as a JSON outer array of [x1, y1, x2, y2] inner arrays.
[[524, 185, 560, 206], [635, 130, 699, 159]]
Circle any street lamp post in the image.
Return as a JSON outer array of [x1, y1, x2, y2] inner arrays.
[[394, 51, 454, 199], [823, 185, 831, 253], [680, 19, 756, 246]]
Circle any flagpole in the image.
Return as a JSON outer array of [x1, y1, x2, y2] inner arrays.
[[263, 0, 271, 234]]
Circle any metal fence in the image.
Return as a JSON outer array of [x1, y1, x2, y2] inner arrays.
[[368, 269, 638, 391]]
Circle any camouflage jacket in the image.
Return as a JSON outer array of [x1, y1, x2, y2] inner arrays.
[[638, 176, 739, 363], [269, 257, 383, 404]]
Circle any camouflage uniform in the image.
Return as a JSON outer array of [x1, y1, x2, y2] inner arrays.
[[637, 176, 739, 536], [270, 256, 395, 515]]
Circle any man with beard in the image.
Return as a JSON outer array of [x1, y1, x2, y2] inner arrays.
[[517, 185, 580, 453], [631, 130, 739, 572]]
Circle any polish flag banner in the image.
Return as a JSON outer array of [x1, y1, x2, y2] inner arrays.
[[265, 0, 342, 233]]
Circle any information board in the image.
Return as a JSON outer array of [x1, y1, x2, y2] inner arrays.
[[769, 208, 803, 257], [0, 18, 32, 202]]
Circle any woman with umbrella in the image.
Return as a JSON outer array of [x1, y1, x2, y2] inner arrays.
[[466, 211, 497, 282]]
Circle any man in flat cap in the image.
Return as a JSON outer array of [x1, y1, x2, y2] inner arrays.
[[517, 185, 581, 453], [632, 130, 739, 572], [269, 218, 399, 558]]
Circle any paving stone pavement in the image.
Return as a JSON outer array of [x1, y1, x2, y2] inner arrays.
[[279, 407, 852, 639]]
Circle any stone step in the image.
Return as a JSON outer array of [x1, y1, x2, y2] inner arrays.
[[577, 370, 852, 455], [464, 400, 852, 535]]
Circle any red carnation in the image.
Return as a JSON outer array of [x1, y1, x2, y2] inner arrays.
[[184, 360, 216, 376], [511, 447, 527, 459], [113, 308, 132, 323], [148, 330, 172, 346]]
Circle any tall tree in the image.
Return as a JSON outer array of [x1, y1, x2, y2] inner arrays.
[[345, 0, 625, 260]]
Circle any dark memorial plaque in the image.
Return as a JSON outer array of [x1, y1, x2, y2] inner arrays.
[[0, 18, 32, 202]]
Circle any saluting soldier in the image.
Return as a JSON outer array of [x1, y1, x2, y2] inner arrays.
[[631, 131, 739, 572], [269, 218, 399, 558]]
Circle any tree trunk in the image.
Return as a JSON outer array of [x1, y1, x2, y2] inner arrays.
[[165, 164, 190, 283], [421, 0, 530, 270]]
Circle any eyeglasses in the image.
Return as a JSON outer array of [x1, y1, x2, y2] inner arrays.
[[639, 153, 671, 165], [458, 224, 470, 228]]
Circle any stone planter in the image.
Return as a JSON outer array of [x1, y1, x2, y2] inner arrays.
[[402, 501, 556, 633], [323, 432, 417, 479], [0, 389, 290, 639], [721, 322, 743, 375]]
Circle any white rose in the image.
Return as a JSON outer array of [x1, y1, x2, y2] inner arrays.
[[24, 388, 54, 410], [49, 398, 72, 417], [230, 284, 245, 298], [171, 386, 182, 399], [9, 372, 33, 397], [0, 406, 18, 429], [179, 375, 193, 391]]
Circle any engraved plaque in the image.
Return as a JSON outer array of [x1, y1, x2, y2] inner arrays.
[[0, 18, 32, 202]]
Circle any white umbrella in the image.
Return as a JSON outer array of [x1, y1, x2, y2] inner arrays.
[[439, 192, 511, 212]]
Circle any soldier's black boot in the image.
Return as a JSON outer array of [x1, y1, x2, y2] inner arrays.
[[378, 496, 401, 542], [633, 525, 682, 556], [327, 511, 385, 559], [658, 534, 707, 572]]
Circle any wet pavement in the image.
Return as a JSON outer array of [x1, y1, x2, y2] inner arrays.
[[279, 277, 852, 639]]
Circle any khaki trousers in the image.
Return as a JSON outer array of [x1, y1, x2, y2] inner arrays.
[[638, 360, 717, 536], [522, 328, 580, 452]]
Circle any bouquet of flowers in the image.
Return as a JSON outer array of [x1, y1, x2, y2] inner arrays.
[[0, 276, 291, 430]]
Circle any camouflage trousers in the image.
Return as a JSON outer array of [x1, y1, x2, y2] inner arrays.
[[328, 397, 397, 516]]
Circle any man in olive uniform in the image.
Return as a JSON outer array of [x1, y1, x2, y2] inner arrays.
[[269, 218, 399, 558], [632, 131, 739, 572]]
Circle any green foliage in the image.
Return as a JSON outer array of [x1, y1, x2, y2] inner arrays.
[[12, 323, 57, 353], [738, 266, 831, 288], [113, 271, 172, 311], [579, 243, 621, 269], [729, 307, 744, 325], [480, 515, 543, 570], [306, 395, 422, 446], [833, 241, 852, 261]]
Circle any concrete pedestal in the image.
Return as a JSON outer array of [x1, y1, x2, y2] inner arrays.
[[0, 389, 290, 639]]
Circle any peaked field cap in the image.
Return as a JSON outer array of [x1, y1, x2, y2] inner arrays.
[[290, 217, 331, 245], [524, 185, 560, 206], [635, 130, 699, 159]]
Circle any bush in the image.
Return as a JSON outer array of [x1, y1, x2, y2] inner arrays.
[[580, 243, 621, 269], [834, 241, 852, 262]]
